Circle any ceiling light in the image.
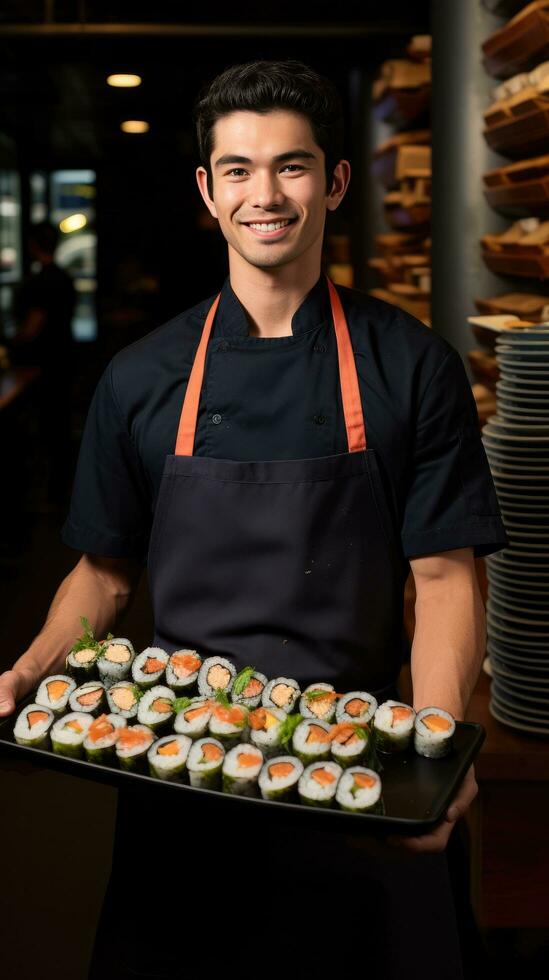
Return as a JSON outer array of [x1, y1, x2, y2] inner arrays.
[[107, 74, 142, 88], [120, 120, 150, 134]]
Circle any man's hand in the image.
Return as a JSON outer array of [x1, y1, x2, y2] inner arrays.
[[385, 763, 478, 853]]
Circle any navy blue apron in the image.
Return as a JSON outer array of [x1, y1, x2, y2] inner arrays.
[[88, 276, 465, 979]]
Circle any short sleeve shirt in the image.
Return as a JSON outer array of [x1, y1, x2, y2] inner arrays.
[[61, 274, 508, 566]]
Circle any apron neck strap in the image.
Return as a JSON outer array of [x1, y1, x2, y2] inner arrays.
[[175, 273, 367, 456]]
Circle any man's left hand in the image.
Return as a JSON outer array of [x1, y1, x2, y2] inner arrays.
[[384, 763, 478, 854]]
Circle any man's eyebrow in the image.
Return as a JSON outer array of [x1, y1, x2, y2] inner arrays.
[[214, 149, 317, 169]]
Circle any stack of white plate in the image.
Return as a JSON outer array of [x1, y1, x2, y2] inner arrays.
[[482, 326, 549, 735]]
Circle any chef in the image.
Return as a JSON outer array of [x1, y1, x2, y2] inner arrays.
[[0, 60, 507, 979]]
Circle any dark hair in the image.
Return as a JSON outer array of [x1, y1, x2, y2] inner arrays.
[[29, 221, 59, 256], [192, 59, 345, 199]]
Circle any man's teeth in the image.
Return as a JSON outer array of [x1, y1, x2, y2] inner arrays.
[[248, 220, 292, 231]]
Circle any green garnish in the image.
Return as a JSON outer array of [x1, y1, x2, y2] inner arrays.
[[215, 688, 231, 707], [132, 685, 145, 702], [305, 688, 333, 702], [232, 666, 256, 697], [352, 724, 368, 741], [172, 696, 193, 714], [70, 617, 114, 660], [278, 713, 303, 747]]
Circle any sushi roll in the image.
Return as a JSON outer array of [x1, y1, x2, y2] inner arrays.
[[148, 733, 192, 781], [131, 648, 169, 689], [35, 674, 76, 715], [335, 766, 383, 814], [106, 681, 143, 720], [329, 722, 370, 769], [335, 691, 377, 727], [65, 616, 105, 681], [165, 649, 202, 693], [262, 676, 300, 714], [197, 656, 236, 698], [298, 760, 342, 808], [292, 719, 332, 764], [222, 743, 263, 797], [97, 637, 135, 688], [300, 682, 338, 722], [258, 756, 304, 801], [248, 705, 288, 758], [373, 701, 416, 754], [187, 737, 225, 789], [137, 685, 175, 732], [414, 707, 455, 758], [84, 713, 127, 764], [209, 701, 249, 749], [173, 696, 213, 739], [68, 680, 107, 716], [13, 704, 55, 747], [50, 712, 93, 757], [115, 724, 156, 772], [230, 667, 268, 708]]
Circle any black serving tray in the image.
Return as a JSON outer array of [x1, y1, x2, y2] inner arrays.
[[0, 695, 485, 836]]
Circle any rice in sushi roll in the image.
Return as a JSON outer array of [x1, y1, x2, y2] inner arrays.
[[414, 707, 455, 758], [50, 711, 93, 757], [84, 713, 127, 763], [137, 685, 175, 731], [115, 724, 155, 772], [262, 676, 300, 714], [187, 737, 225, 789], [197, 656, 236, 698], [97, 638, 135, 687], [35, 674, 76, 715], [258, 756, 303, 801], [298, 760, 342, 808], [68, 680, 107, 716], [106, 681, 143, 720], [335, 766, 383, 814], [230, 667, 268, 708], [329, 722, 370, 769], [222, 743, 263, 797], [335, 691, 377, 727], [248, 705, 288, 758], [165, 650, 202, 693], [14, 704, 55, 747], [209, 701, 249, 749], [65, 644, 99, 682], [292, 719, 332, 764], [300, 682, 338, 722], [131, 648, 169, 689], [148, 733, 192, 781], [173, 696, 213, 739], [373, 701, 416, 753]]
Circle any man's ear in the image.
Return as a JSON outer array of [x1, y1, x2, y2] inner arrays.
[[196, 166, 218, 220]]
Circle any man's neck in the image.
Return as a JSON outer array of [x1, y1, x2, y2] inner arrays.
[[228, 258, 322, 338]]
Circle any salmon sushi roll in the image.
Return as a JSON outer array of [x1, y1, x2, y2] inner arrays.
[[35, 674, 76, 715], [292, 718, 332, 764], [329, 722, 370, 769], [14, 704, 55, 747], [106, 681, 142, 720], [248, 705, 288, 758], [97, 637, 135, 687], [69, 681, 107, 717], [137, 685, 175, 732], [222, 743, 263, 797], [258, 755, 304, 801], [50, 711, 93, 757], [373, 701, 416, 753], [131, 648, 169, 689], [261, 676, 300, 714], [84, 712, 127, 763], [335, 766, 383, 814], [115, 724, 156, 772], [187, 737, 225, 789], [197, 656, 236, 698], [335, 691, 377, 727], [230, 668, 268, 708], [165, 649, 202, 693], [414, 707, 455, 758], [209, 701, 249, 749], [298, 760, 342, 808], [300, 682, 338, 722], [173, 696, 213, 739], [148, 733, 192, 781]]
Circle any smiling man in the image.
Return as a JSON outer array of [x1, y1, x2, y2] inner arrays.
[[0, 60, 508, 979]]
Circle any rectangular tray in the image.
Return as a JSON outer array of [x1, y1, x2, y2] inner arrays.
[[0, 695, 485, 835]]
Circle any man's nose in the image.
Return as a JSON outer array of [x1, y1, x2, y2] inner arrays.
[[250, 172, 285, 209]]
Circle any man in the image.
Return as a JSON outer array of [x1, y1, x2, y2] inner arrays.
[[0, 60, 507, 978]]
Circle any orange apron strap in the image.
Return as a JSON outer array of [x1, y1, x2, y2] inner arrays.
[[175, 276, 367, 456]]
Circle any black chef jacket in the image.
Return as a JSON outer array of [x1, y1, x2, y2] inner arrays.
[[61, 273, 508, 566]]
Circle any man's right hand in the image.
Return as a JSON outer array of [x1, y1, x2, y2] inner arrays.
[[0, 664, 39, 717]]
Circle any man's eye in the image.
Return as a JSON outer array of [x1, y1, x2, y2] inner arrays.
[[227, 168, 247, 177], [282, 164, 303, 172], [226, 164, 304, 177]]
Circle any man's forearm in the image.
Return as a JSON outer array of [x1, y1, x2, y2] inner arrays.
[[410, 572, 487, 721]]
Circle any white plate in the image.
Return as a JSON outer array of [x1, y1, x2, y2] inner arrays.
[[488, 596, 549, 625], [491, 678, 549, 707], [486, 418, 549, 435], [489, 700, 549, 735], [491, 691, 549, 722]]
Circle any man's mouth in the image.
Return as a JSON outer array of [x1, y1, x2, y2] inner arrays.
[[242, 217, 298, 238]]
